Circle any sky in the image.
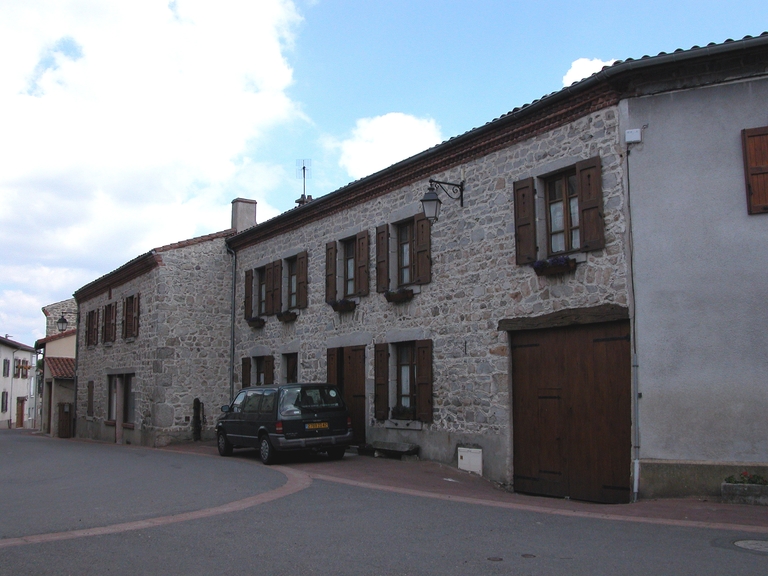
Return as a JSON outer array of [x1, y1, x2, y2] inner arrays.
[[1, 0, 765, 347]]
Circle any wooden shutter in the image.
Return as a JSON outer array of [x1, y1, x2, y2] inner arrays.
[[133, 294, 140, 337], [242, 357, 251, 388], [296, 251, 308, 309], [265, 260, 282, 315], [513, 177, 537, 265], [376, 225, 389, 293], [576, 156, 604, 252], [87, 381, 94, 417], [244, 269, 253, 319], [374, 343, 389, 420], [742, 126, 768, 214], [415, 339, 433, 423], [327, 348, 340, 385], [413, 214, 432, 285], [264, 355, 275, 385], [325, 241, 337, 303], [355, 230, 370, 296], [265, 261, 275, 315]]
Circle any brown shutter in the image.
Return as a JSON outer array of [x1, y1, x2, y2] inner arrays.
[[94, 309, 100, 344], [742, 126, 768, 214], [264, 355, 275, 385], [355, 230, 370, 296], [374, 343, 389, 420], [296, 251, 308, 309], [242, 357, 251, 388], [376, 225, 389, 293], [244, 269, 253, 319], [272, 260, 283, 314], [265, 261, 275, 315], [87, 381, 94, 417], [327, 348, 340, 385], [413, 214, 431, 284], [133, 294, 140, 337], [121, 301, 126, 339], [325, 241, 337, 303], [415, 339, 433, 423], [513, 177, 537, 264], [111, 304, 117, 341], [577, 156, 604, 252]]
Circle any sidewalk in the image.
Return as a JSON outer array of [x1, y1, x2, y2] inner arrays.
[[163, 441, 768, 533]]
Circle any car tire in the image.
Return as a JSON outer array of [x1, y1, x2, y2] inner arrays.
[[259, 435, 277, 465], [217, 430, 233, 456], [327, 447, 346, 460]]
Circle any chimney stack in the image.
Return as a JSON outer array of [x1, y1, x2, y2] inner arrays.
[[231, 198, 257, 233]]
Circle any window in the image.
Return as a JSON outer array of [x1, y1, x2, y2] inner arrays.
[[102, 303, 116, 343], [255, 355, 274, 385], [343, 238, 356, 297], [108, 377, 116, 421], [286, 252, 308, 310], [122, 294, 140, 339], [284, 353, 298, 383], [325, 231, 369, 303], [376, 214, 431, 293], [107, 374, 134, 423], [742, 126, 768, 214], [397, 221, 413, 286], [245, 266, 268, 318], [257, 268, 267, 315], [1, 391, 7, 413], [230, 390, 247, 413], [373, 340, 433, 422], [123, 375, 134, 424], [513, 156, 604, 263], [2, 359, 9, 378], [287, 257, 298, 309], [85, 309, 99, 346], [87, 381, 94, 417]]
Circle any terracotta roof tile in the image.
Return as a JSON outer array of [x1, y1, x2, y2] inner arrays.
[[46, 357, 75, 379]]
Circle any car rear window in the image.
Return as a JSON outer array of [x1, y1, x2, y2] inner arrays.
[[280, 386, 343, 416]]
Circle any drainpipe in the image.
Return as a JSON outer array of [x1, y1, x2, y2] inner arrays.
[[73, 309, 80, 438], [227, 245, 237, 403], [626, 144, 641, 502]]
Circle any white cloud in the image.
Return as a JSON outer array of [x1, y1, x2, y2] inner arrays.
[[0, 0, 303, 346], [334, 113, 443, 180], [562, 57, 617, 87]]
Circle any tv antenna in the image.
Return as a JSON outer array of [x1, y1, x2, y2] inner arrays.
[[295, 159, 312, 206]]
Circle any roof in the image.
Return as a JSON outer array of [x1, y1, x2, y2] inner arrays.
[[0, 335, 36, 353], [45, 357, 75, 379], [74, 228, 235, 304], [35, 329, 77, 350], [228, 32, 768, 252]]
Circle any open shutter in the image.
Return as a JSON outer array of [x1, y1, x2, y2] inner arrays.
[[265, 261, 275, 315], [133, 294, 140, 337], [244, 269, 253, 319], [272, 260, 283, 314], [241, 357, 251, 388], [121, 301, 127, 339], [374, 343, 389, 420], [355, 230, 370, 296], [296, 251, 308, 309], [513, 177, 537, 265], [413, 214, 432, 285], [376, 225, 389, 293], [94, 309, 100, 344], [264, 355, 275, 385], [327, 348, 340, 386], [577, 156, 604, 252], [415, 339, 433, 423], [325, 241, 337, 303], [742, 126, 768, 214]]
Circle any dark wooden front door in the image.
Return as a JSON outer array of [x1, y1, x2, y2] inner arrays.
[[327, 346, 366, 444], [16, 397, 25, 428], [511, 321, 631, 504]]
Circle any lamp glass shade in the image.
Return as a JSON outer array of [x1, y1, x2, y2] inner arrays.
[[421, 187, 442, 223], [57, 316, 68, 332]]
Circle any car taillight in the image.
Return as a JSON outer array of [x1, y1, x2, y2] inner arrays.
[[347, 417, 352, 429], [276, 421, 283, 434]]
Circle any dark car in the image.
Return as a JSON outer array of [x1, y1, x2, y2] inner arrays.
[[216, 383, 353, 464]]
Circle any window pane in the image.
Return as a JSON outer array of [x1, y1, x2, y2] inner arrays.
[[567, 174, 577, 197], [551, 232, 565, 253], [569, 197, 579, 228], [548, 179, 563, 202], [550, 201, 564, 232], [571, 229, 580, 250], [346, 257, 355, 295]]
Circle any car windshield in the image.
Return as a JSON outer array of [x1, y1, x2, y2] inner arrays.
[[279, 386, 343, 416]]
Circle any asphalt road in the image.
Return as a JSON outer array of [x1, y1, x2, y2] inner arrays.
[[1, 430, 766, 575]]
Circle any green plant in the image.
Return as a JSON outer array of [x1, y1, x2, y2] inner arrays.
[[724, 471, 768, 485]]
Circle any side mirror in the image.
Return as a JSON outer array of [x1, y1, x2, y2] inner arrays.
[[221, 405, 230, 413]]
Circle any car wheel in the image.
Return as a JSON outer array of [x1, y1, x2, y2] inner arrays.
[[217, 430, 233, 456], [327, 447, 346, 460], [259, 435, 277, 465]]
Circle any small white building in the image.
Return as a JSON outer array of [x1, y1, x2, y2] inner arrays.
[[0, 335, 37, 429]]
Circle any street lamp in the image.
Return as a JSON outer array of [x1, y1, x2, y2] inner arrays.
[[57, 316, 68, 332], [421, 178, 465, 224]]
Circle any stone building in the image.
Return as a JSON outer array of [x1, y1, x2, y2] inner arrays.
[[73, 199, 256, 446], [226, 34, 768, 502]]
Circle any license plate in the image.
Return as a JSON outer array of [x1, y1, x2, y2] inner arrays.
[[305, 422, 329, 430]]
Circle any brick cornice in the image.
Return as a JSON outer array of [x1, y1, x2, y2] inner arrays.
[[74, 252, 161, 304]]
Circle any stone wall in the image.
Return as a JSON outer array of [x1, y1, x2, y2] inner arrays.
[[233, 106, 628, 484], [42, 298, 77, 337]]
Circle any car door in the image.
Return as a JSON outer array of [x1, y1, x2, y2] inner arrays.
[[223, 390, 248, 444], [240, 389, 263, 447]]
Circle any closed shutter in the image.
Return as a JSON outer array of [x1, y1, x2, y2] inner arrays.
[[327, 348, 340, 385], [296, 251, 308, 309], [355, 230, 370, 296], [242, 357, 251, 388], [325, 241, 337, 303], [374, 343, 389, 420], [413, 214, 432, 284], [576, 156, 604, 252], [265, 260, 283, 315], [513, 177, 537, 264], [742, 126, 768, 214], [265, 261, 275, 315], [244, 269, 253, 319], [415, 339, 433, 423], [376, 225, 389, 293], [133, 294, 140, 337], [264, 355, 275, 385]]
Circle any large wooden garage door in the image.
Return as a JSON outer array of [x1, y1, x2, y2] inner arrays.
[[511, 320, 631, 504]]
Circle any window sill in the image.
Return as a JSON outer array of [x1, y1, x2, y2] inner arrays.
[[124, 337, 136, 343], [329, 298, 357, 313], [246, 316, 266, 329], [276, 310, 298, 323], [105, 420, 116, 427], [103, 341, 113, 348], [122, 422, 135, 430], [384, 288, 415, 304], [533, 256, 578, 276], [384, 419, 423, 430]]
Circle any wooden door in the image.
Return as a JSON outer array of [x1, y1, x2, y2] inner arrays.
[[328, 346, 366, 444], [57, 403, 72, 438], [16, 397, 25, 428], [511, 321, 631, 504]]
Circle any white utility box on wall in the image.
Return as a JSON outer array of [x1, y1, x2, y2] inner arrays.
[[457, 447, 483, 475]]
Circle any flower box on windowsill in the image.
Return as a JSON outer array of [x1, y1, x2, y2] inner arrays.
[[276, 310, 298, 323], [533, 256, 577, 276], [384, 288, 414, 304], [390, 405, 416, 420], [246, 316, 266, 329], [330, 299, 357, 313]]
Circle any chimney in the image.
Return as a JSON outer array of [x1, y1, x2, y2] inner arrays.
[[231, 198, 257, 233]]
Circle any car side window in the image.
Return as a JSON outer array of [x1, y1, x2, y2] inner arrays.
[[242, 390, 262, 414], [260, 390, 276, 415], [231, 390, 247, 413]]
